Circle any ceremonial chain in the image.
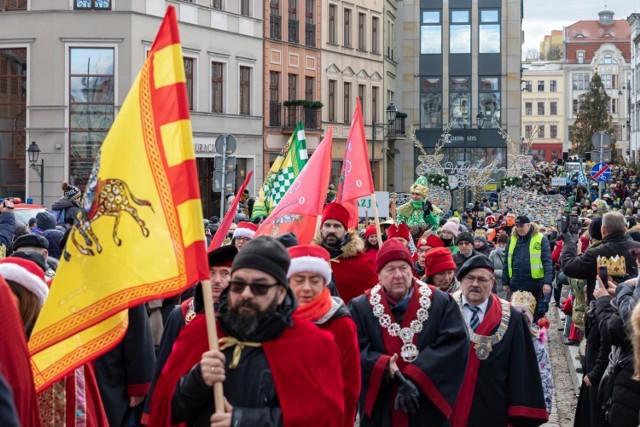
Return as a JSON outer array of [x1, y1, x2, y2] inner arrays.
[[454, 293, 510, 360], [369, 282, 432, 362]]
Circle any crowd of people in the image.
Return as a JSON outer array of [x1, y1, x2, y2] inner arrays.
[[1, 166, 640, 427]]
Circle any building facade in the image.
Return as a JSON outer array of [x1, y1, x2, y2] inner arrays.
[[628, 13, 640, 163], [564, 9, 631, 159], [398, 0, 523, 205], [321, 0, 385, 189], [539, 29, 563, 61], [0, 0, 263, 218], [521, 62, 565, 162]]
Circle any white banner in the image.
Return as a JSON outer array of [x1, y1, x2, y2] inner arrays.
[[358, 191, 390, 218], [551, 177, 566, 187]]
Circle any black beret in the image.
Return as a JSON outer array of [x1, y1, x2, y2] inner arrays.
[[456, 255, 494, 282], [208, 245, 237, 267], [276, 232, 299, 248], [12, 233, 49, 251]]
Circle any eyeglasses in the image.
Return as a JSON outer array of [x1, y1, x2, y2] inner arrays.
[[235, 237, 251, 243], [461, 275, 492, 285], [228, 280, 280, 296]]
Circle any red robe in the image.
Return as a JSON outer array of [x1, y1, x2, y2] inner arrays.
[[149, 313, 345, 426], [330, 252, 378, 304]]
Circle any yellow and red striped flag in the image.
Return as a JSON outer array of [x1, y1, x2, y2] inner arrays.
[[28, 6, 209, 392]]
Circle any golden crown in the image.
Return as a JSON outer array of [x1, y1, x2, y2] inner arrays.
[[510, 291, 537, 315], [597, 255, 627, 277]]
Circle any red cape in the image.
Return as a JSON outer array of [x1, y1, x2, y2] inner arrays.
[[149, 313, 345, 426], [331, 252, 378, 304]]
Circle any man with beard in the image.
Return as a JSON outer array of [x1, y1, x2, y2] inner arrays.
[[313, 202, 378, 304], [450, 255, 548, 427], [149, 236, 344, 426], [452, 232, 482, 271], [349, 239, 469, 426], [424, 247, 459, 293]]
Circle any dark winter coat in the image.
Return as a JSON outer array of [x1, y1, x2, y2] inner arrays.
[[51, 199, 81, 226], [503, 225, 553, 291], [0, 211, 15, 255], [452, 249, 481, 272]]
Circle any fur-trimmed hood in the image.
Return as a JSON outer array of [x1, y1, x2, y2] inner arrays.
[[312, 229, 365, 259]]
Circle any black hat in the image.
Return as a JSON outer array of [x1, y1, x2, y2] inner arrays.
[[8, 250, 47, 273], [276, 232, 299, 248], [12, 233, 49, 251], [208, 245, 237, 268], [231, 236, 290, 286], [515, 215, 531, 225], [456, 232, 474, 245], [457, 255, 495, 282], [589, 217, 603, 241]]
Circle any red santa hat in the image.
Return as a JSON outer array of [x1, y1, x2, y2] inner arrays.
[[387, 223, 410, 241], [232, 221, 258, 240], [417, 234, 445, 249], [364, 224, 377, 239], [0, 257, 48, 304], [287, 245, 333, 284], [321, 202, 350, 229], [376, 239, 413, 273]]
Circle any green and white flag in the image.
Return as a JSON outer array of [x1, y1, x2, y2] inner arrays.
[[252, 122, 308, 219]]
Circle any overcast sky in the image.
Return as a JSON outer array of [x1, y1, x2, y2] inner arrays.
[[522, 0, 638, 56]]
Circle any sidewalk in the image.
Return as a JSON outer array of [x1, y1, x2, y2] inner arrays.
[[557, 308, 583, 395]]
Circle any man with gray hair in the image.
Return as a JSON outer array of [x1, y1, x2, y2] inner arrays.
[[561, 211, 638, 302]]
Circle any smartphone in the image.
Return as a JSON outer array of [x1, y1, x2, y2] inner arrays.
[[598, 266, 608, 286]]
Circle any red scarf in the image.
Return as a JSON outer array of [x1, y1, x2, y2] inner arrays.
[[295, 287, 332, 323]]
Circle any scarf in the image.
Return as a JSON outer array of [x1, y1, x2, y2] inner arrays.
[[295, 287, 333, 323]]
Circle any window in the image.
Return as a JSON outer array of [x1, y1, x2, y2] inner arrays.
[[344, 9, 351, 47], [288, 0, 298, 43], [525, 102, 532, 115], [240, 66, 251, 115], [537, 102, 545, 115], [328, 79, 336, 121], [372, 17, 379, 53], [479, 9, 500, 53], [213, 0, 222, 9], [305, 76, 314, 101], [372, 86, 378, 123], [572, 73, 590, 90], [328, 5, 337, 44], [572, 99, 579, 114], [610, 98, 617, 114], [387, 19, 395, 59], [537, 80, 544, 92], [538, 126, 545, 138], [523, 80, 532, 92], [241, 0, 250, 16], [0, 48, 27, 197], [1, 0, 26, 10], [269, 71, 280, 126], [602, 74, 612, 89], [270, 0, 281, 40], [550, 101, 557, 115], [420, 11, 441, 54], [343, 82, 351, 122], [211, 62, 224, 113], [183, 58, 194, 110], [449, 76, 470, 128], [577, 51, 584, 64], [478, 76, 500, 127], [358, 13, 366, 50], [358, 84, 365, 120], [69, 47, 115, 187], [74, 0, 111, 9], [525, 125, 532, 138], [305, 0, 315, 47], [288, 74, 297, 100], [550, 80, 557, 92], [420, 77, 442, 128], [450, 10, 470, 54], [550, 124, 558, 139]]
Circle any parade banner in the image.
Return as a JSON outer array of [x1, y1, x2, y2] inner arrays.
[[256, 127, 334, 244], [336, 97, 375, 229], [251, 122, 308, 219], [29, 6, 209, 392], [209, 170, 254, 251]]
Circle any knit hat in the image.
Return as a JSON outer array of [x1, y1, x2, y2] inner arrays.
[[287, 245, 332, 284], [232, 221, 258, 240], [376, 239, 413, 273], [276, 232, 299, 248], [35, 212, 56, 231], [417, 234, 444, 249], [440, 221, 460, 238], [12, 233, 49, 251], [456, 255, 494, 282], [321, 202, 350, 229], [456, 232, 474, 245], [364, 224, 377, 239], [387, 223, 410, 241], [588, 217, 603, 241], [208, 245, 237, 268], [0, 257, 48, 304], [61, 182, 82, 201], [231, 236, 290, 286], [424, 247, 456, 276]]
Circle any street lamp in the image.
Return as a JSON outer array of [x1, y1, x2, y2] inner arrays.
[[27, 141, 44, 205], [371, 103, 398, 189], [476, 112, 485, 129]]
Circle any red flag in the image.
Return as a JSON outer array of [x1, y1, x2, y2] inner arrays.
[[336, 97, 374, 228], [209, 170, 254, 250], [256, 127, 333, 244]]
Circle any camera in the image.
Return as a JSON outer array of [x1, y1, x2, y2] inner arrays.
[[557, 213, 581, 235]]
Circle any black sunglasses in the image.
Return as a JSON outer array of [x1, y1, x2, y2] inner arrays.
[[229, 279, 279, 296]]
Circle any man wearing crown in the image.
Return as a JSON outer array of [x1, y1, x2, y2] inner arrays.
[[349, 239, 469, 426], [450, 255, 548, 427]]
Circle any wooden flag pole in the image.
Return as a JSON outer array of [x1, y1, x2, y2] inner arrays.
[[200, 278, 225, 413], [371, 192, 383, 244], [315, 214, 323, 237]]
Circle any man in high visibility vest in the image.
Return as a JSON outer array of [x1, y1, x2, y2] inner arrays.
[[502, 215, 553, 320]]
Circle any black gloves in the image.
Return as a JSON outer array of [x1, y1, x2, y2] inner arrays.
[[423, 200, 433, 215], [394, 371, 420, 416]]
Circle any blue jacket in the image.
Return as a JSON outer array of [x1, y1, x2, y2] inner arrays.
[[503, 226, 553, 291], [0, 212, 15, 256]]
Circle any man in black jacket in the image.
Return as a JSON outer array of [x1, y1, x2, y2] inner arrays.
[[561, 211, 638, 302]]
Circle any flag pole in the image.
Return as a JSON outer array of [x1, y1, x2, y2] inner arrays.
[[201, 278, 225, 413], [371, 192, 383, 244], [315, 214, 322, 237]]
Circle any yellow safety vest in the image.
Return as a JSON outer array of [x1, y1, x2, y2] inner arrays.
[[507, 233, 544, 279]]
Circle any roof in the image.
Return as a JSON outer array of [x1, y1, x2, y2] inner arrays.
[[565, 19, 630, 42]]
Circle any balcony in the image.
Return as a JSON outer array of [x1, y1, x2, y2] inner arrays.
[[305, 23, 316, 47], [389, 116, 406, 136], [269, 101, 282, 127], [282, 101, 322, 129], [288, 19, 299, 43], [270, 14, 281, 40]]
